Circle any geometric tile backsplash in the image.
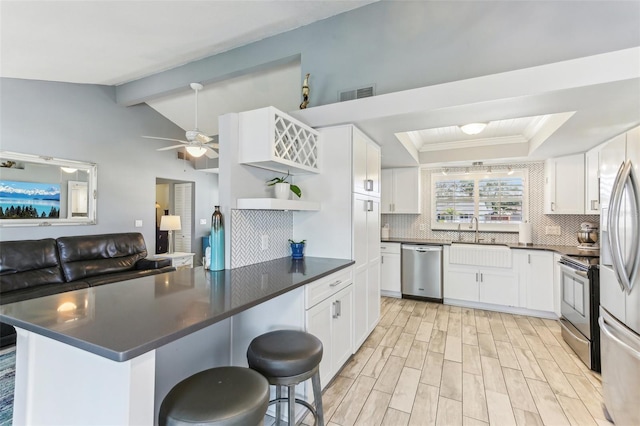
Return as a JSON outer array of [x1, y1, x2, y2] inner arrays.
[[230, 209, 293, 268], [382, 162, 599, 246]]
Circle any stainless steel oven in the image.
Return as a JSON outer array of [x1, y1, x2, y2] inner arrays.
[[559, 255, 600, 372]]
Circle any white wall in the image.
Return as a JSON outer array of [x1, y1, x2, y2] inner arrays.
[[0, 78, 218, 263]]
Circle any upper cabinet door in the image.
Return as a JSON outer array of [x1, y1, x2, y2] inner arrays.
[[585, 144, 603, 214], [381, 169, 393, 214], [352, 128, 380, 197], [545, 153, 585, 214], [392, 168, 421, 214]]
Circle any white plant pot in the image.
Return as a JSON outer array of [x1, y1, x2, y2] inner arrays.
[[274, 182, 291, 200]]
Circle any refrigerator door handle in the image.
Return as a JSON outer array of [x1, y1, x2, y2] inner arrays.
[[626, 161, 640, 293], [608, 161, 631, 292], [599, 313, 640, 362]]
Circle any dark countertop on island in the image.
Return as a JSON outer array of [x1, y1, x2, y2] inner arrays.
[[0, 257, 354, 362], [381, 238, 599, 258]]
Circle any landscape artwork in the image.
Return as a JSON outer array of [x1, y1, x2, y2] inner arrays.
[[0, 180, 61, 219]]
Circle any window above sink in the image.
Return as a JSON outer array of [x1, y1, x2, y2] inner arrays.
[[431, 168, 528, 233]]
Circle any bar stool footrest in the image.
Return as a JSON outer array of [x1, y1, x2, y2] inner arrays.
[[268, 397, 319, 426]]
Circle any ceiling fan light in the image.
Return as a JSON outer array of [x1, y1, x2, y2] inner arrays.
[[460, 123, 487, 135], [185, 146, 207, 158]]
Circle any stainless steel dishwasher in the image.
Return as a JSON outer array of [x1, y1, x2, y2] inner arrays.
[[401, 244, 443, 302]]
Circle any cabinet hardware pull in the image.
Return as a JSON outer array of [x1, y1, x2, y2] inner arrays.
[[329, 280, 342, 287], [366, 179, 374, 191], [481, 273, 483, 282], [476, 273, 478, 282], [336, 300, 342, 317], [591, 200, 598, 210], [332, 302, 338, 319], [367, 200, 373, 211], [528, 254, 531, 264], [551, 202, 555, 211], [381, 255, 384, 264]]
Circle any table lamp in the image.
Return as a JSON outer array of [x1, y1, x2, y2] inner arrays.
[[160, 215, 181, 254]]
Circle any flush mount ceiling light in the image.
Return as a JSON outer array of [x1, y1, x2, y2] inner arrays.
[[60, 167, 77, 173], [442, 168, 448, 176], [185, 146, 207, 158], [460, 123, 487, 135], [507, 166, 514, 175]]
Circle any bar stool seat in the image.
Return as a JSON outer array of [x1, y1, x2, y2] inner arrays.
[[247, 330, 324, 426], [159, 366, 269, 426]]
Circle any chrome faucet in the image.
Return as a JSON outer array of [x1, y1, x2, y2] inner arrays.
[[469, 216, 481, 243]]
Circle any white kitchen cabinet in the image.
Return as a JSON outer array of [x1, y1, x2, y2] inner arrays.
[[381, 168, 421, 214], [353, 127, 381, 197], [444, 246, 517, 306], [305, 269, 354, 389], [238, 106, 320, 175], [380, 243, 401, 297], [544, 153, 585, 214], [445, 264, 517, 306], [514, 250, 554, 313], [553, 253, 562, 317], [353, 193, 381, 349], [294, 124, 381, 353], [585, 144, 602, 214]]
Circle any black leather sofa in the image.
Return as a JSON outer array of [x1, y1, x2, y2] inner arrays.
[[0, 232, 175, 347]]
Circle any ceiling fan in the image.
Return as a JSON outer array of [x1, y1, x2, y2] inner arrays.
[[143, 83, 218, 158]]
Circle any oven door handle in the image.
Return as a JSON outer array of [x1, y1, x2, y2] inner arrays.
[[559, 263, 588, 279]]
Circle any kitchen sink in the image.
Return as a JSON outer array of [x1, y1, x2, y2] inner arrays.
[[449, 242, 512, 268]]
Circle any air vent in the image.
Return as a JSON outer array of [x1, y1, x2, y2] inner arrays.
[[339, 85, 375, 102]]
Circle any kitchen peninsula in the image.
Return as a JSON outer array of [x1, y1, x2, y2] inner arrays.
[[0, 257, 353, 425]]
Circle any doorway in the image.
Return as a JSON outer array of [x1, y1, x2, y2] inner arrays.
[[155, 178, 195, 255]]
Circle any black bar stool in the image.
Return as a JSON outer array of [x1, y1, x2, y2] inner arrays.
[[247, 330, 324, 426], [159, 366, 269, 426]]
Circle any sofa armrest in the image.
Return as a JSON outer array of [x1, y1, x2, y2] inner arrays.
[[136, 258, 172, 270]]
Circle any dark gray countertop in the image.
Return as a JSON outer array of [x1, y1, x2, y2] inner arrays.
[[381, 238, 599, 258], [0, 257, 353, 362]]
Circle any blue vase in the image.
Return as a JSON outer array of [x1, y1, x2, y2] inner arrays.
[[290, 243, 305, 259], [210, 206, 224, 271]]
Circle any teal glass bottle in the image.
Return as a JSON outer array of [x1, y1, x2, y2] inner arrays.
[[210, 206, 224, 271]]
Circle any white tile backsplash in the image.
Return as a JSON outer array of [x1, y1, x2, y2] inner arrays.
[[382, 163, 599, 246], [230, 209, 293, 268]]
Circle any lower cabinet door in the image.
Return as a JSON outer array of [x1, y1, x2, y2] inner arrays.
[[444, 269, 479, 302], [306, 297, 333, 389], [332, 285, 354, 373], [367, 262, 380, 332], [480, 269, 518, 306], [380, 253, 401, 293], [353, 267, 369, 349]]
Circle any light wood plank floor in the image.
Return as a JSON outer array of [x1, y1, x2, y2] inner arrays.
[[307, 297, 609, 426]]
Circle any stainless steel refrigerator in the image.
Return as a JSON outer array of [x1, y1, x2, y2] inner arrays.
[[599, 125, 640, 425]]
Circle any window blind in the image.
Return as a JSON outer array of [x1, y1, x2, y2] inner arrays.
[[432, 171, 526, 228]]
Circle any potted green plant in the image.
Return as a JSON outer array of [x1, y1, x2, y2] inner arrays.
[[288, 239, 306, 259], [266, 171, 301, 200]]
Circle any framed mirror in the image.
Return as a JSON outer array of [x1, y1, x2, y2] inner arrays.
[[0, 151, 97, 227]]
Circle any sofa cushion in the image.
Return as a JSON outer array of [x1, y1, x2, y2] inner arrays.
[[57, 233, 149, 282], [0, 238, 65, 293]]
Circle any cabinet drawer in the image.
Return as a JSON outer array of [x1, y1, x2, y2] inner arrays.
[[380, 243, 401, 254], [173, 256, 193, 268], [305, 268, 353, 309]]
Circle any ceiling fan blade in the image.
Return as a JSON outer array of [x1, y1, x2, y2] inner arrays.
[[157, 144, 187, 151], [205, 142, 219, 148], [142, 135, 188, 144], [194, 133, 213, 144], [204, 149, 219, 159]]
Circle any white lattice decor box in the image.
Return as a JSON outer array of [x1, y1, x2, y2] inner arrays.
[[238, 106, 320, 174]]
